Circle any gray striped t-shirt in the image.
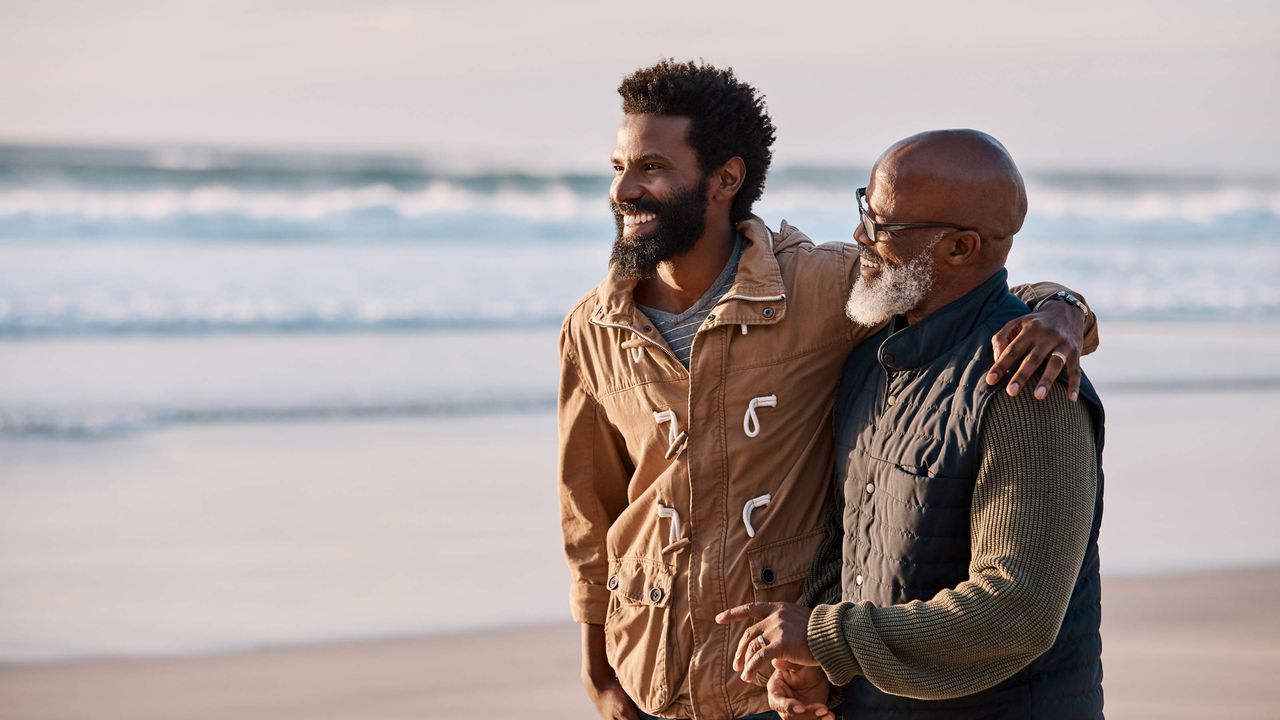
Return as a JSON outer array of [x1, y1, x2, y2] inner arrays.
[[637, 237, 745, 368]]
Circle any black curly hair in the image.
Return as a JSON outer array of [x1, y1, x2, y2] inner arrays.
[[618, 59, 776, 223]]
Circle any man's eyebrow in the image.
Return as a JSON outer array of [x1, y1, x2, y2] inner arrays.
[[609, 153, 673, 165]]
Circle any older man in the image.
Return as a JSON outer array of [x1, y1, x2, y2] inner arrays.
[[718, 130, 1105, 719]]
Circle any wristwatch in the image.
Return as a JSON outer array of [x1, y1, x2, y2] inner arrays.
[[1035, 290, 1090, 317]]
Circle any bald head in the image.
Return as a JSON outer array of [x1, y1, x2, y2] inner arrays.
[[848, 130, 1030, 326], [872, 129, 1027, 250]]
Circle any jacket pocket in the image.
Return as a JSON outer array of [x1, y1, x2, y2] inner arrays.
[[603, 556, 678, 714], [746, 527, 825, 603]]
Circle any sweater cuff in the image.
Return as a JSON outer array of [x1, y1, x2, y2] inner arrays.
[[807, 603, 862, 686], [570, 582, 610, 625]]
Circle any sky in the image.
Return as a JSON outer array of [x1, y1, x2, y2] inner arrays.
[[1, 0, 1277, 174]]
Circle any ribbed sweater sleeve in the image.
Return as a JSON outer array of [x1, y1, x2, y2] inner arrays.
[[806, 383, 1098, 697]]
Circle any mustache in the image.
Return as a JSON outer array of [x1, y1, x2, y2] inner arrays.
[[611, 198, 663, 216]]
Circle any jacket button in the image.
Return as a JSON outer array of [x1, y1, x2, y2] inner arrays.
[[607, 575, 619, 591], [706, 313, 716, 323], [865, 482, 875, 494], [762, 307, 775, 318], [761, 567, 776, 585], [648, 587, 665, 603], [855, 574, 864, 586], [643, 325, 652, 332], [883, 353, 896, 366]]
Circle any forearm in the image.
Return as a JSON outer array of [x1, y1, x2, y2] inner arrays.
[[807, 385, 1098, 697]]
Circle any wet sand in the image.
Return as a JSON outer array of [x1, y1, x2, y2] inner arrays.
[[2, 566, 1277, 719]]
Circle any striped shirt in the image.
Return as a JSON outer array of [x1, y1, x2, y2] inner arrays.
[[638, 237, 745, 368]]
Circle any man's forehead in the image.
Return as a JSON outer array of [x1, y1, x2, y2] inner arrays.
[[612, 114, 694, 156]]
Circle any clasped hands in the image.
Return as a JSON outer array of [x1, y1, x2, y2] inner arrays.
[[715, 602, 835, 720]]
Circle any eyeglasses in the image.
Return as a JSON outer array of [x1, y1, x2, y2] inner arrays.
[[856, 187, 972, 243]]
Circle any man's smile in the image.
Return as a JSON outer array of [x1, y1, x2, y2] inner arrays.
[[621, 212, 657, 233]]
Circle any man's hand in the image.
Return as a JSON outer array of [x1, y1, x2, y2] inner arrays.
[[715, 602, 819, 684], [986, 300, 1085, 402], [584, 675, 640, 720], [581, 624, 639, 720], [768, 659, 834, 719]]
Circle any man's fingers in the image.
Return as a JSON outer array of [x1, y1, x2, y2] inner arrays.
[[716, 602, 773, 625], [733, 620, 767, 673], [989, 320, 1020, 371], [1034, 351, 1067, 400], [1006, 342, 1051, 397], [987, 324, 1033, 387], [741, 643, 775, 683], [1067, 354, 1082, 402]]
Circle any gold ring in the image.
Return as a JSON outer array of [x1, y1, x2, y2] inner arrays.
[[1051, 351, 1068, 363]]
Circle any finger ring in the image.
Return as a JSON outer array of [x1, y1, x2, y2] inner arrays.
[[753, 635, 768, 651], [1051, 351, 1068, 363]]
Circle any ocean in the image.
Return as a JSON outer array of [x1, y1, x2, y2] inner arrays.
[[1, 144, 1278, 438], [1, 144, 1278, 661]]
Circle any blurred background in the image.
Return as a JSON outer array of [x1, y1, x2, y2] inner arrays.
[[0, 1, 1277, 717]]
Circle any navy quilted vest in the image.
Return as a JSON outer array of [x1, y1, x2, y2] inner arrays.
[[834, 269, 1105, 719]]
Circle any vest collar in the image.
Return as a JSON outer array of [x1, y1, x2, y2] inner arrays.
[[878, 268, 1014, 372]]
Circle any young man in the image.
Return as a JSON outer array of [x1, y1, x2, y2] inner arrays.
[[559, 62, 1097, 720], [717, 130, 1105, 720]]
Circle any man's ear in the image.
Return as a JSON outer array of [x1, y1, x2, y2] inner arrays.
[[941, 229, 983, 267], [712, 157, 746, 202]]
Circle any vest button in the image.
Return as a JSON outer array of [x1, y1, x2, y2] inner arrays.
[[761, 567, 776, 585], [648, 587, 665, 603], [865, 482, 875, 494], [883, 353, 896, 366], [886, 395, 896, 406], [855, 574, 864, 586], [607, 575, 619, 591]]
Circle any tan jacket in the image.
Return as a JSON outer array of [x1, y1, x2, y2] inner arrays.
[[556, 217, 1092, 719]]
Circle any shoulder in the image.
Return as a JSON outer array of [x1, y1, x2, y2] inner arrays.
[[983, 384, 1096, 451], [559, 287, 601, 360], [771, 220, 858, 282]]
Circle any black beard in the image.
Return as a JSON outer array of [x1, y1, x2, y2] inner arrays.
[[609, 179, 709, 280]]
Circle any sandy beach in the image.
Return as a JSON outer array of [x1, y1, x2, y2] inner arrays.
[[2, 566, 1277, 719]]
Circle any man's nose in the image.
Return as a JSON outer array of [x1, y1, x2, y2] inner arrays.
[[853, 220, 875, 248], [611, 167, 643, 205]]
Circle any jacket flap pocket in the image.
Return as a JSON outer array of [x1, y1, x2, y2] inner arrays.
[[607, 557, 675, 608], [746, 527, 825, 590]]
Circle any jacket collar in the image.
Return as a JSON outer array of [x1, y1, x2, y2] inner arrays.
[[592, 215, 788, 329], [878, 268, 1014, 372]]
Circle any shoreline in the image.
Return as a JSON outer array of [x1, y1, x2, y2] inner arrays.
[[1, 566, 1277, 719]]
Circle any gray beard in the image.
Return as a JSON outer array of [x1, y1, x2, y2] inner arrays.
[[844, 248, 937, 327]]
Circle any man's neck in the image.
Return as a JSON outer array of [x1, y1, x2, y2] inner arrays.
[[634, 219, 737, 314]]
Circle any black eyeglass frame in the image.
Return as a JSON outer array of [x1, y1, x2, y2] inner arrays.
[[856, 187, 973, 243]]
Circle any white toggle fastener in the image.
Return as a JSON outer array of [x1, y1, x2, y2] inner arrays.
[[657, 505, 683, 545], [653, 409, 688, 458], [742, 494, 771, 538], [743, 395, 778, 438], [629, 346, 644, 363]]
